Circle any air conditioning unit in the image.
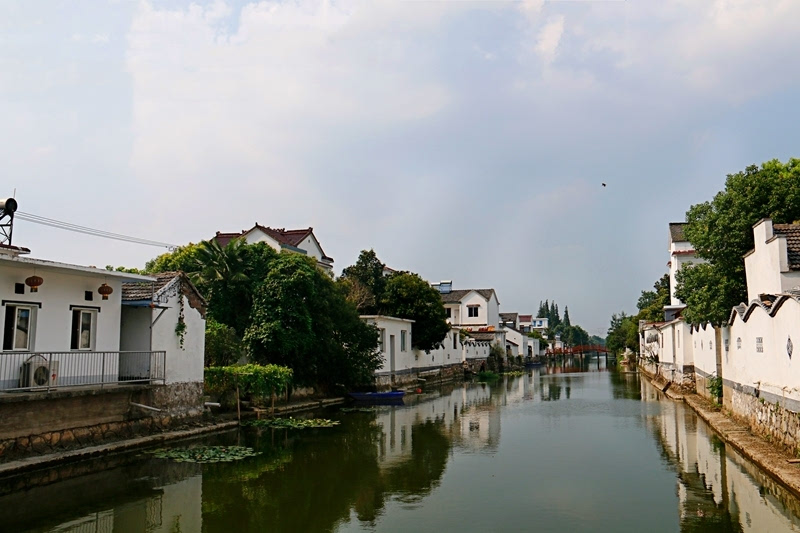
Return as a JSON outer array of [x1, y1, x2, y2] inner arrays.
[[20, 360, 59, 389]]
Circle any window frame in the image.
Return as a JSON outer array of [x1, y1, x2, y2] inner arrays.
[[71, 308, 97, 351], [3, 304, 35, 352], [401, 330, 407, 352], [467, 305, 479, 318]]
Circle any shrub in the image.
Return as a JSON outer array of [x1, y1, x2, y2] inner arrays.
[[204, 318, 245, 367], [205, 364, 293, 401]]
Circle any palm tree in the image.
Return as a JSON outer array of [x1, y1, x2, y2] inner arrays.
[[192, 238, 249, 287]]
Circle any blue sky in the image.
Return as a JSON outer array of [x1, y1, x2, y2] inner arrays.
[[3, 0, 800, 336]]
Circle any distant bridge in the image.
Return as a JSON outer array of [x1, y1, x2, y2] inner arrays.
[[545, 344, 609, 356]]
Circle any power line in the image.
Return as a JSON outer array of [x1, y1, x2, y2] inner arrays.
[[15, 211, 178, 249]]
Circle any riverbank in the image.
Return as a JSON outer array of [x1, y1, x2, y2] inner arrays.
[[0, 395, 347, 483], [640, 366, 800, 500]]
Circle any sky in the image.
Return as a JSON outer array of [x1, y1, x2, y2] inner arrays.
[[2, 0, 800, 336]]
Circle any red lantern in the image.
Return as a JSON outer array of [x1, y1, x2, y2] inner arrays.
[[98, 283, 113, 300], [25, 275, 44, 293]]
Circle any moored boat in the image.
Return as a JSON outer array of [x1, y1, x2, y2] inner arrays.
[[348, 391, 405, 402]]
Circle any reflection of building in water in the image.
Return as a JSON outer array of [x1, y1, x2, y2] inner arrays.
[[2, 461, 202, 533], [373, 383, 501, 467], [643, 380, 800, 531]]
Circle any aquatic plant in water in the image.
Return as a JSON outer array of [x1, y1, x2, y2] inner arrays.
[[340, 407, 375, 413], [243, 417, 340, 429], [147, 446, 260, 463]]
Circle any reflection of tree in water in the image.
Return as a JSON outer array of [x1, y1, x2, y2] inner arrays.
[[609, 370, 643, 400], [542, 382, 562, 401], [201, 414, 451, 532]]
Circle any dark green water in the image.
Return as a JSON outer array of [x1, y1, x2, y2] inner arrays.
[[5, 360, 800, 532]]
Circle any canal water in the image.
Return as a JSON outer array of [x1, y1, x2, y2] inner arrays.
[[4, 359, 800, 532]]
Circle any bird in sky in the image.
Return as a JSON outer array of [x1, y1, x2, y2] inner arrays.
[[602, 182, 607, 187]]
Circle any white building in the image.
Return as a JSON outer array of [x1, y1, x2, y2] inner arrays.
[[361, 315, 415, 382], [665, 222, 705, 320], [214, 224, 334, 273], [121, 271, 207, 388], [0, 245, 206, 414], [743, 219, 800, 301]]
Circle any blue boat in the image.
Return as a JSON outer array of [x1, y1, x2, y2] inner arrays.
[[348, 391, 405, 402]]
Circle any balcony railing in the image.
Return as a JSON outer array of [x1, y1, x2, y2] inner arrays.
[[0, 351, 166, 393]]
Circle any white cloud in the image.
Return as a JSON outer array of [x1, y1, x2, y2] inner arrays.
[[534, 15, 564, 65]]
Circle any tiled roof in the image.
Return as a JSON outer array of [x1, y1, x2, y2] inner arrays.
[[122, 272, 182, 301], [215, 225, 333, 262], [440, 289, 496, 303], [500, 312, 518, 322], [518, 314, 533, 322], [669, 222, 688, 243], [774, 224, 800, 270], [122, 271, 207, 316], [465, 331, 496, 342], [213, 231, 243, 248]]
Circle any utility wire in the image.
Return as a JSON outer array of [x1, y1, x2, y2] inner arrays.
[[15, 211, 178, 249]]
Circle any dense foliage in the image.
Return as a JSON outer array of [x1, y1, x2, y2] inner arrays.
[[677, 158, 800, 324], [341, 250, 449, 352], [244, 253, 382, 390], [204, 364, 294, 399], [204, 317, 245, 367]]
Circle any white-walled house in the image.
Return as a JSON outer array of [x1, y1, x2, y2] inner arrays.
[[743, 219, 800, 301], [361, 315, 415, 385], [214, 224, 334, 273], [0, 248, 152, 389], [0, 246, 206, 414], [665, 222, 705, 320], [121, 272, 206, 386]]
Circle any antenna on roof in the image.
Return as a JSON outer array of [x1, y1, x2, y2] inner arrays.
[[0, 197, 18, 246]]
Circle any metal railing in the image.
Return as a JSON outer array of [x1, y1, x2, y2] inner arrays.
[[0, 351, 166, 393]]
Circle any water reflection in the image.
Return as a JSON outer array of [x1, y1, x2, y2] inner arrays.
[[640, 379, 800, 532], [4, 364, 800, 532]]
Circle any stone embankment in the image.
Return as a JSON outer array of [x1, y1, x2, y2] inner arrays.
[[640, 365, 800, 499]]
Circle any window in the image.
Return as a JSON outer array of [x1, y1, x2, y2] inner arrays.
[[401, 330, 407, 351], [453, 331, 458, 349], [71, 309, 96, 350], [737, 337, 742, 350], [445, 308, 451, 318], [379, 328, 386, 352], [677, 330, 680, 348], [468, 306, 479, 318], [3, 305, 33, 351], [14, 283, 24, 295], [756, 337, 763, 353]]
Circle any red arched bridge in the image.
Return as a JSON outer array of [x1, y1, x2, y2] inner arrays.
[[545, 345, 609, 356]]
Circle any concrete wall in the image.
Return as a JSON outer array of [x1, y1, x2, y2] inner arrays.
[[0, 382, 203, 460]]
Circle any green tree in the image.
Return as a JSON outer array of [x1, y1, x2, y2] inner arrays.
[[340, 249, 387, 315], [381, 272, 449, 352], [678, 158, 800, 324], [145, 243, 202, 274], [244, 253, 381, 391], [637, 273, 670, 322], [606, 312, 639, 355], [563, 306, 571, 328], [204, 317, 245, 367]]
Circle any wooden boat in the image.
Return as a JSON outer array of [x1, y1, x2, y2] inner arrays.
[[348, 391, 405, 402]]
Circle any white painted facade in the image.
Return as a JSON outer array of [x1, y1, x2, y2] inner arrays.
[[120, 283, 205, 385], [0, 252, 151, 389], [0, 249, 205, 391], [444, 290, 500, 329], [743, 219, 800, 301], [361, 315, 415, 375]]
